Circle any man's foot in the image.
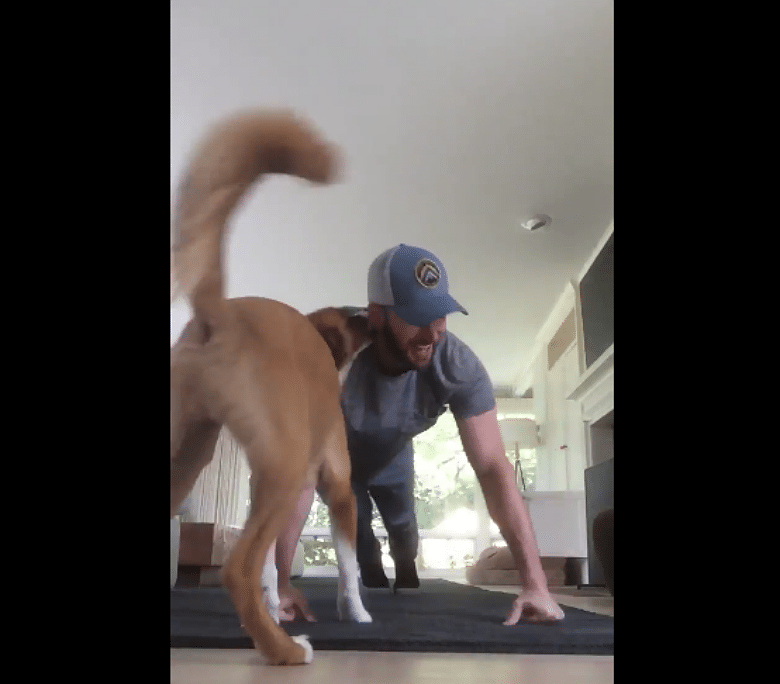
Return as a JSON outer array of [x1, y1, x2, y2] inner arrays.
[[392, 560, 420, 592], [360, 562, 390, 589]]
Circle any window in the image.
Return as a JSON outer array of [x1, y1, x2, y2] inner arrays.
[[297, 408, 536, 574]]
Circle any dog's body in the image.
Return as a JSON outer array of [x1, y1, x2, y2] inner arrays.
[[170, 110, 372, 665]]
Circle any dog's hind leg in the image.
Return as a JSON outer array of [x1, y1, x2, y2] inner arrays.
[[222, 454, 314, 665], [170, 418, 221, 517], [317, 426, 373, 623], [246, 475, 282, 624]]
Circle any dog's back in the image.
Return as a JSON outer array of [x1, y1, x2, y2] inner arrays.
[[172, 296, 342, 461]]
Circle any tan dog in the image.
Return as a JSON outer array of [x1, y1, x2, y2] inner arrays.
[[170, 109, 373, 666]]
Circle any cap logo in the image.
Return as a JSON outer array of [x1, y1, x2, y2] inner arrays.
[[414, 258, 440, 288]]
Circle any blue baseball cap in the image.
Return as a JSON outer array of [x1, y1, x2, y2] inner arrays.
[[367, 244, 468, 326]]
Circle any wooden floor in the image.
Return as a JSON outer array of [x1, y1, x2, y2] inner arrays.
[[170, 584, 614, 683]]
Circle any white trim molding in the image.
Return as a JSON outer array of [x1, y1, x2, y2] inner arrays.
[[567, 344, 613, 423]]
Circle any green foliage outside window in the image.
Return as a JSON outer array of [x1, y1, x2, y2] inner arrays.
[[301, 410, 535, 568]]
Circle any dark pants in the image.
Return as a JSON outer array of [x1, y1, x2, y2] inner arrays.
[[352, 443, 419, 569]]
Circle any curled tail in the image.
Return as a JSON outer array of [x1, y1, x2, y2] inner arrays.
[[171, 109, 340, 328]]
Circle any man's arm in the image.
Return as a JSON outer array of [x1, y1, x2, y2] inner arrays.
[[456, 406, 564, 622], [274, 484, 317, 621]]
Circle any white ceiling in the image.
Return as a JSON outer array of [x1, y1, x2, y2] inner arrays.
[[170, 0, 614, 390]]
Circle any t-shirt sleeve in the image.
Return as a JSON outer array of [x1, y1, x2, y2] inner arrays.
[[442, 336, 497, 420]]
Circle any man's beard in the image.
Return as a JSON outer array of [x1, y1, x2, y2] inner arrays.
[[370, 324, 417, 373]]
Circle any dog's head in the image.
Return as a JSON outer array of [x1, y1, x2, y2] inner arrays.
[[307, 307, 371, 372]]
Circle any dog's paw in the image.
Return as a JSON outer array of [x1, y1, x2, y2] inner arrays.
[[255, 636, 314, 666], [338, 595, 373, 623], [292, 635, 314, 664]]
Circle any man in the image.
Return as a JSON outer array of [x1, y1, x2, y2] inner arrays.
[[276, 244, 565, 624]]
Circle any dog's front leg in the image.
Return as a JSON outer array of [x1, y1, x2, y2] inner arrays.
[[318, 427, 373, 623], [331, 520, 373, 623], [261, 539, 281, 625]]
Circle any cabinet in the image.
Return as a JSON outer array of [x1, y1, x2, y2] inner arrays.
[[525, 286, 587, 493], [523, 490, 588, 559], [540, 342, 587, 491]]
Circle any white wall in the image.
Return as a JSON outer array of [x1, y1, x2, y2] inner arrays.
[[495, 397, 534, 415]]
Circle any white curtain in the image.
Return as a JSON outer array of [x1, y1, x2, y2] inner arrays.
[[181, 428, 250, 529]]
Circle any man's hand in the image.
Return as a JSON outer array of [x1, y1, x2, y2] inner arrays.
[[503, 588, 565, 625], [278, 584, 317, 622]]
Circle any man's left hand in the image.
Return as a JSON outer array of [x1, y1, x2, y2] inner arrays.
[[278, 584, 317, 622], [503, 588, 565, 624]]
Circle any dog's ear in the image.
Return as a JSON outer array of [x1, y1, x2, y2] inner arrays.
[[308, 309, 347, 369], [318, 324, 347, 369], [309, 307, 371, 370], [346, 313, 371, 353]]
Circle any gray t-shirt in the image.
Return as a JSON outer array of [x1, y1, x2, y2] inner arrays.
[[341, 330, 496, 483]]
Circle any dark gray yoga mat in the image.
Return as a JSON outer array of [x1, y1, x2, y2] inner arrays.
[[170, 578, 613, 655]]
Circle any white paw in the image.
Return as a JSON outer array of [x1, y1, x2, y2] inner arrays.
[[338, 595, 373, 623], [292, 635, 314, 664]]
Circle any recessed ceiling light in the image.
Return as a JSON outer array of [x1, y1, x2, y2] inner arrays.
[[519, 214, 552, 232]]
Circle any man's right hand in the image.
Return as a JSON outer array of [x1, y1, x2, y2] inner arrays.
[[278, 584, 317, 622]]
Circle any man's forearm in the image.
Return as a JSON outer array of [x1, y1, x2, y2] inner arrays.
[[275, 484, 316, 588], [477, 460, 548, 591]]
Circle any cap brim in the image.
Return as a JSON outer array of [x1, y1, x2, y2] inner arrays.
[[392, 295, 468, 327]]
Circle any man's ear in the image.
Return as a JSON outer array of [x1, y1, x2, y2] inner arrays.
[[367, 303, 385, 330]]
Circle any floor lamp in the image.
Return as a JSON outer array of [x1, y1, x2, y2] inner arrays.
[[498, 418, 539, 492]]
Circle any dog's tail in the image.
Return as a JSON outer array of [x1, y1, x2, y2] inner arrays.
[[171, 109, 340, 329]]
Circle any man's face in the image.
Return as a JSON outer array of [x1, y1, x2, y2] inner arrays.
[[373, 306, 446, 371]]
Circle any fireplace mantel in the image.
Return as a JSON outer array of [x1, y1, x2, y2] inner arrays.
[[567, 344, 614, 423]]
